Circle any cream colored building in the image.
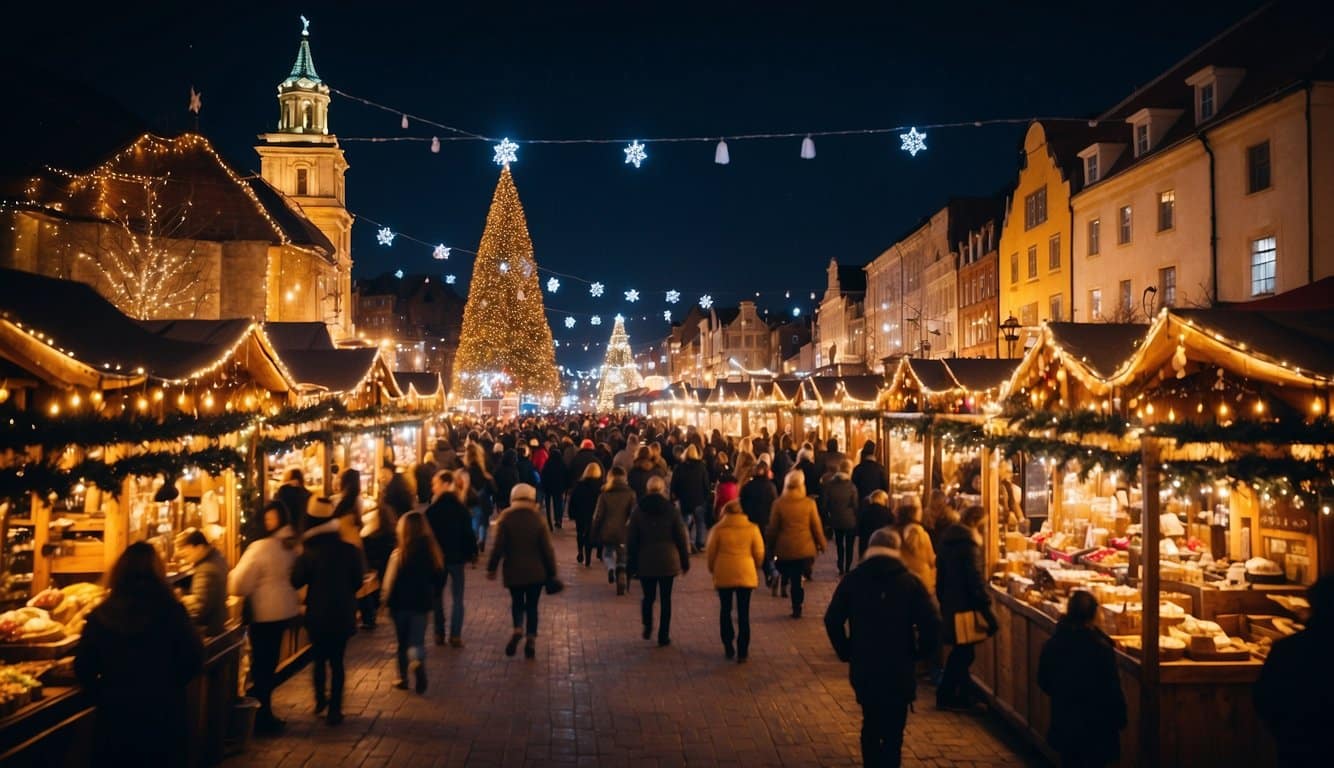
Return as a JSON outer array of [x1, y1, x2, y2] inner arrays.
[[1072, 4, 1334, 316], [814, 260, 866, 368]]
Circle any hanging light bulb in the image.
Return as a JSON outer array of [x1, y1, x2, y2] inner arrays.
[[401, 114, 409, 129], [714, 139, 730, 165], [431, 136, 440, 153], [800, 135, 816, 159]]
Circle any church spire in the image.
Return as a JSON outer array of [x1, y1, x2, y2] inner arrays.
[[273, 16, 331, 136], [287, 15, 321, 83]]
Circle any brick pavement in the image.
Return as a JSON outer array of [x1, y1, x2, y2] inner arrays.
[[231, 526, 1048, 768]]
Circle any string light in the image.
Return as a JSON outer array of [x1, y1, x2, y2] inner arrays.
[[377, 227, 396, 246], [700, 295, 713, 309], [547, 277, 560, 293], [624, 289, 640, 303], [591, 315, 602, 326], [665, 290, 680, 304], [432, 244, 450, 260], [492, 138, 519, 166], [589, 282, 605, 297], [623, 140, 647, 168], [899, 127, 928, 157]]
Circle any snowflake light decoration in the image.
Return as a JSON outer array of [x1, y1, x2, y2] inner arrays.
[[665, 290, 680, 304], [376, 227, 396, 246], [590, 282, 605, 297], [564, 316, 575, 329], [493, 137, 519, 166], [499, 261, 510, 273], [663, 310, 672, 322], [394, 269, 404, 278], [432, 244, 450, 260], [899, 127, 928, 157], [445, 274, 457, 284], [699, 294, 713, 309], [792, 307, 801, 317], [623, 140, 647, 168], [547, 277, 560, 293], [624, 289, 640, 303], [590, 315, 602, 326]]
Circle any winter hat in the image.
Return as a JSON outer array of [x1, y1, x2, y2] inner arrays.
[[510, 483, 537, 503], [580, 439, 595, 450]]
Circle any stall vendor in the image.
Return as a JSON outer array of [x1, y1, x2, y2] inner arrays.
[[180, 530, 229, 636]]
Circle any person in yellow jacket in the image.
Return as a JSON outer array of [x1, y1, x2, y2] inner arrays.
[[706, 500, 766, 662], [765, 470, 827, 618]]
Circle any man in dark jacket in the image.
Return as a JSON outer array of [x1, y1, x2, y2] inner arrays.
[[292, 502, 366, 725], [820, 460, 861, 576], [180, 530, 229, 637], [567, 439, 599, 490], [740, 462, 779, 585], [670, 444, 713, 551], [825, 528, 940, 768], [851, 447, 890, 503], [540, 445, 570, 530], [817, 437, 845, 479], [1255, 575, 1334, 767], [276, 468, 313, 534], [627, 477, 691, 646], [424, 471, 478, 646], [935, 505, 998, 710]]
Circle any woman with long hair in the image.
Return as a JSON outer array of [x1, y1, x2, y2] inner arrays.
[[590, 465, 637, 594], [706, 500, 765, 661], [359, 502, 398, 630], [936, 504, 998, 710], [383, 511, 444, 693], [76, 543, 204, 766], [568, 462, 604, 566], [464, 442, 498, 552]]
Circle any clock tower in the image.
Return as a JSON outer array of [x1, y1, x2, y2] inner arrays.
[[256, 17, 354, 339]]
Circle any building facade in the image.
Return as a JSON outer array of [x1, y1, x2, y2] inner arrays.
[[957, 218, 1002, 358], [353, 273, 464, 383], [814, 260, 866, 368]]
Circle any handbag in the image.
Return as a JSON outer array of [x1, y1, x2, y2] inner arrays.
[[544, 577, 565, 595], [953, 609, 990, 645]]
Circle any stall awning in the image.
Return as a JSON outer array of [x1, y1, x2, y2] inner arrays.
[[1005, 321, 1148, 397], [393, 371, 443, 398], [283, 347, 402, 397], [942, 358, 1018, 393]]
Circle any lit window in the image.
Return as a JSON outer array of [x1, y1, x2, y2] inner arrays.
[[1158, 190, 1175, 231], [1027, 246, 1038, 279], [1089, 288, 1102, 319], [1119, 280, 1133, 315], [1251, 236, 1277, 296], [1024, 186, 1048, 230], [1049, 294, 1063, 322], [1010, 252, 1019, 284], [1088, 219, 1101, 256], [1048, 234, 1061, 271], [1248, 141, 1271, 193], [1118, 205, 1133, 244], [1159, 266, 1177, 307]]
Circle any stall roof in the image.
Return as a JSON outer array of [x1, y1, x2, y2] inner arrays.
[[802, 375, 883, 405], [263, 322, 336, 351], [902, 358, 958, 394], [1045, 323, 1148, 378], [1225, 277, 1334, 313], [283, 347, 400, 396], [707, 381, 754, 404], [139, 318, 255, 345], [942, 358, 1017, 392], [393, 371, 442, 397]]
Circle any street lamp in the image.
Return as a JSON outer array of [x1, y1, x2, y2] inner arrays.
[[1000, 314, 1022, 358]]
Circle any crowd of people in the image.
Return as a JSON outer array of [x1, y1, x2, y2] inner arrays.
[[68, 412, 1332, 768]]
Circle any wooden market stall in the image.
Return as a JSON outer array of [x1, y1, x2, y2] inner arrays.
[[970, 310, 1333, 767], [793, 375, 884, 456]]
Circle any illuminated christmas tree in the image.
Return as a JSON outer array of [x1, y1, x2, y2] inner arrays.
[[451, 167, 560, 400], [596, 314, 642, 411]]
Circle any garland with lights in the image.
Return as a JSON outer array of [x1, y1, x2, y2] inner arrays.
[[257, 430, 333, 456], [0, 446, 247, 501]]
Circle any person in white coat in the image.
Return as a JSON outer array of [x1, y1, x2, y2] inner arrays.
[[229, 500, 300, 735]]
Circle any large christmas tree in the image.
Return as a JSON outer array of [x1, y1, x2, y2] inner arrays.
[[451, 167, 560, 400], [596, 314, 643, 411]]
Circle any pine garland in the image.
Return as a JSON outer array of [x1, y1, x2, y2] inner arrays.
[[0, 446, 247, 500]]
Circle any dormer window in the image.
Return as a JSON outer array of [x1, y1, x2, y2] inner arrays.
[[1078, 142, 1124, 186], [1126, 108, 1183, 158], [1199, 82, 1216, 121], [1135, 124, 1150, 157], [1085, 154, 1099, 184], [1186, 66, 1245, 126]]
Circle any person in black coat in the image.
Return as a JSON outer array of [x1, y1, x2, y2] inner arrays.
[[1255, 575, 1334, 768], [670, 444, 712, 551], [493, 450, 522, 517], [740, 462, 779, 582], [567, 463, 604, 566], [276, 468, 312, 534], [1038, 590, 1127, 767], [383, 511, 445, 692], [292, 505, 366, 725], [359, 505, 397, 630], [540, 445, 569, 530], [567, 440, 599, 486], [851, 448, 890, 503], [75, 542, 203, 768], [414, 453, 439, 505], [935, 505, 998, 710], [825, 528, 941, 768], [423, 471, 478, 646], [856, 490, 896, 560], [626, 478, 692, 646]]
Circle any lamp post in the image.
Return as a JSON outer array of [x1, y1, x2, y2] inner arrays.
[[1000, 314, 1022, 358]]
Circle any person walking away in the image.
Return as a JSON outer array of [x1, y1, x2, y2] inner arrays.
[[424, 470, 477, 647], [228, 501, 300, 735], [935, 505, 998, 710], [568, 463, 604, 566], [613, 432, 640, 474], [740, 461, 779, 587], [486, 484, 558, 659], [293, 497, 366, 725], [766, 471, 826, 618], [276, 468, 312, 535], [464, 444, 498, 552], [1255, 574, 1334, 767], [851, 445, 890, 503], [670, 444, 711, 552], [590, 465, 636, 594], [820, 459, 859, 576], [825, 528, 941, 768], [628, 446, 661, 501], [383, 511, 445, 692], [713, 467, 740, 529], [359, 503, 397, 630], [896, 504, 937, 594], [771, 435, 795, 491], [1038, 590, 1127, 767], [76, 542, 204, 768], [540, 443, 569, 530], [179, 529, 228, 637], [380, 464, 415, 520], [626, 477, 691, 646], [706, 499, 764, 661], [433, 438, 458, 472], [567, 438, 600, 488], [414, 452, 438, 505], [856, 491, 895, 560], [922, 489, 958, 547], [795, 447, 822, 506], [493, 450, 521, 519]]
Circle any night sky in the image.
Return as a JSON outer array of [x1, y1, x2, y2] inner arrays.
[[4, 0, 1263, 372]]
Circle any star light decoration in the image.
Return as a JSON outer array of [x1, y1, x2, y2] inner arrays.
[[699, 294, 713, 309], [432, 244, 450, 260], [547, 277, 560, 293], [663, 310, 672, 322], [394, 269, 404, 278], [499, 261, 510, 273], [624, 289, 640, 303], [589, 282, 605, 297], [564, 316, 576, 329], [590, 315, 602, 326], [899, 127, 928, 157], [446, 274, 457, 284], [376, 227, 396, 246], [623, 140, 647, 168], [665, 290, 680, 304], [493, 138, 519, 166]]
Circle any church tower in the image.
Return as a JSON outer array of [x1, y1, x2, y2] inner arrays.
[[256, 17, 354, 339]]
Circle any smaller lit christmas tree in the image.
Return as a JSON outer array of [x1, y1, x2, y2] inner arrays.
[[596, 315, 643, 411]]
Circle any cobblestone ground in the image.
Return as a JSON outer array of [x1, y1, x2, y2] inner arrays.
[[232, 526, 1047, 768]]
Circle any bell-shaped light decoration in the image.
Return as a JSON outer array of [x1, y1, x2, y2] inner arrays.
[[714, 139, 730, 165], [401, 114, 410, 129], [800, 135, 816, 160], [430, 136, 441, 153]]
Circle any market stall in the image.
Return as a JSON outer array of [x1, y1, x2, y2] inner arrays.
[[794, 375, 883, 456]]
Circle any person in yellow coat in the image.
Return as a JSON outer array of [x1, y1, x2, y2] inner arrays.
[[765, 471, 827, 618], [706, 500, 766, 662]]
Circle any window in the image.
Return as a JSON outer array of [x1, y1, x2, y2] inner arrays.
[[1119, 280, 1133, 315], [1085, 154, 1099, 184], [1020, 302, 1038, 326], [1089, 288, 1103, 319], [296, 168, 308, 196], [1199, 82, 1216, 121], [1048, 234, 1062, 271], [1158, 190, 1175, 231], [1027, 245, 1038, 279], [1010, 252, 1019, 284], [1088, 219, 1101, 256], [1049, 294, 1063, 322], [1251, 236, 1277, 295], [1247, 141, 1271, 193], [1024, 186, 1048, 230], [1118, 205, 1133, 244], [1159, 266, 1177, 307], [1135, 123, 1150, 156]]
